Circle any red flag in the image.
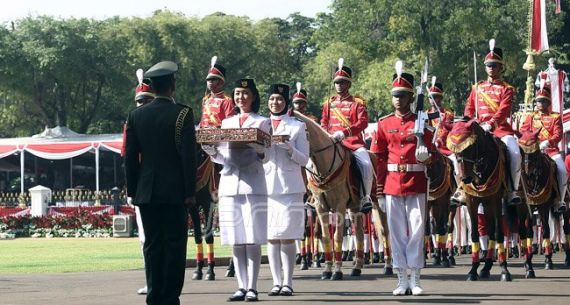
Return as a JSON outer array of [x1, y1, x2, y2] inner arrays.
[[555, 0, 561, 14], [531, 0, 549, 53]]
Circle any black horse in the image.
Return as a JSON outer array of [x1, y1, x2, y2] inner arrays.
[[447, 118, 511, 281], [426, 149, 457, 267], [189, 148, 218, 280], [516, 128, 556, 277]]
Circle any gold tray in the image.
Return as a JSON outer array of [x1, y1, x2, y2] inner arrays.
[[271, 135, 290, 143], [196, 128, 272, 147]]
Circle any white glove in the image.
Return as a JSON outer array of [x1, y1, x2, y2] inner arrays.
[[332, 131, 345, 141], [275, 141, 294, 154], [539, 140, 549, 150], [480, 123, 492, 133], [378, 195, 386, 213], [415, 145, 430, 163], [201, 144, 217, 156], [127, 197, 133, 207]]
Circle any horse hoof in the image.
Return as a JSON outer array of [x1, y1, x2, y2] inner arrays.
[[350, 268, 362, 276], [314, 261, 322, 268], [449, 256, 456, 266], [384, 267, 393, 275], [442, 259, 450, 268], [501, 272, 512, 282], [205, 272, 215, 281], [525, 270, 536, 279], [192, 271, 203, 280], [467, 273, 478, 281], [225, 270, 235, 278], [545, 263, 553, 270], [321, 271, 332, 280], [331, 271, 343, 280], [300, 263, 309, 270], [479, 269, 490, 279]]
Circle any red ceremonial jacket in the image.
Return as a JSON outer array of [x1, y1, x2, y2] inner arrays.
[[519, 111, 563, 157], [320, 93, 368, 151], [371, 112, 435, 196], [199, 91, 236, 128], [428, 107, 454, 156], [464, 79, 515, 138]]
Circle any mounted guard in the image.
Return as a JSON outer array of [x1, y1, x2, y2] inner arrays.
[[519, 82, 567, 214], [455, 39, 522, 207], [320, 58, 373, 213]]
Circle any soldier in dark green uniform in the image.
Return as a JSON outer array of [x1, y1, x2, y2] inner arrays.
[[124, 61, 197, 305]]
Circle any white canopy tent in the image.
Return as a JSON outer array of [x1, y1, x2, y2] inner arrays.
[[0, 126, 122, 194]]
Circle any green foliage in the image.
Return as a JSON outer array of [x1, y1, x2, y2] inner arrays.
[[0, 1, 568, 137]]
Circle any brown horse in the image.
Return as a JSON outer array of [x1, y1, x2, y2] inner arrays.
[[517, 128, 556, 277], [426, 149, 457, 267], [447, 118, 511, 281], [293, 110, 392, 280]]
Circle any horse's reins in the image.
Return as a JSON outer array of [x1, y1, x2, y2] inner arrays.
[[305, 137, 344, 182], [456, 127, 491, 182]]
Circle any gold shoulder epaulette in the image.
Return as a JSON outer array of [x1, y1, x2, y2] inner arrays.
[[378, 113, 394, 121], [550, 112, 560, 118], [502, 80, 514, 90], [323, 96, 333, 106], [353, 95, 367, 106]]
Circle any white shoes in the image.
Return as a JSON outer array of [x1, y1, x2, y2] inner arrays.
[[392, 268, 409, 296], [410, 268, 424, 296], [393, 268, 424, 296], [137, 286, 147, 295]]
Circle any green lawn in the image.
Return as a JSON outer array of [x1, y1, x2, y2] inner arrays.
[[0, 237, 234, 274]]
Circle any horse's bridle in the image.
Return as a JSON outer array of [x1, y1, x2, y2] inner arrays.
[[522, 151, 542, 192], [305, 137, 345, 183], [456, 138, 487, 182]]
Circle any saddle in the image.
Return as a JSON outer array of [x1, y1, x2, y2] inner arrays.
[[196, 152, 220, 197], [428, 152, 454, 201]]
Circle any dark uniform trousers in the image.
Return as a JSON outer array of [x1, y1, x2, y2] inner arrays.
[[140, 204, 188, 305], [125, 97, 197, 305]]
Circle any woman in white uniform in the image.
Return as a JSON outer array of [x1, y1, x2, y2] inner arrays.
[[264, 84, 309, 297], [202, 78, 270, 302]]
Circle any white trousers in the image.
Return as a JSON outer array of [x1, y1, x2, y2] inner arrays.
[[500, 135, 521, 191], [447, 153, 459, 176], [354, 147, 373, 197], [453, 205, 472, 247], [550, 154, 568, 204], [386, 194, 426, 269]]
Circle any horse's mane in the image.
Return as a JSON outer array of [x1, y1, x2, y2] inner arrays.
[[292, 110, 330, 138]]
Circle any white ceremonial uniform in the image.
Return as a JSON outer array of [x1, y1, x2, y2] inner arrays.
[[212, 113, 271, 245], [264, 114, 310, 240]]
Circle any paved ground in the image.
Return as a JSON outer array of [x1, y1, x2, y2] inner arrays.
[[1, 253, 569, 305]]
